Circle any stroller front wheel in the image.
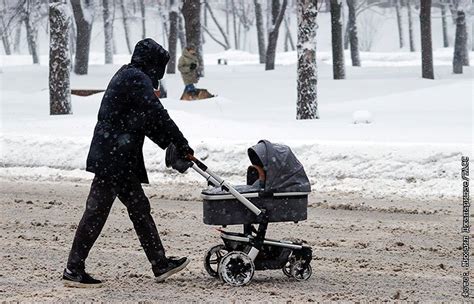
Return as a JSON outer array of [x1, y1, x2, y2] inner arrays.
[[218, 251, 255, 286], [204, 244, 228, 278], [290, 260, 312, 281]]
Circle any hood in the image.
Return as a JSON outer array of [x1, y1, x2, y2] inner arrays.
[[248, 140, 311, 193], [131, 38, 170, 89], [182, 48, 196, 60]]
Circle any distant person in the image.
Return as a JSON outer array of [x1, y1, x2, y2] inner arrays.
[[63, 38, 193, 287], [178, 44, 200, 97]]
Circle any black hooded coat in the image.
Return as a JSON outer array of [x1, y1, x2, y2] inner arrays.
[[86, 39, 188, 183]]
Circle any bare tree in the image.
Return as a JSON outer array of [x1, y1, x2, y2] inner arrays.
[[330, 0, 345, 79], [395, 0, 404, 48], [13, 18, 22, 54], [120, 0, 132, 54], [178, 14, 185, 49], [167, 0, 178, 74], [254, 0, 266, 63], [284, 15, 295, 51], [453, 10, 468, 73], [103, 0, 113, 64], [203, 1, 231, 50], [265, 0, 288, 70], [49, 0, 72, 115], [182, 0, 204, 75], [441, 0, 449, 47], [71, 0, 94, 75], [25, 0, 41, 64], [406, 0, 415, 51], [420, 0, 434, 79], [297, 0, 319, 120], [347, 0, 360, 66], [231, 0, 239, 49], [139, 0, 145, 39]]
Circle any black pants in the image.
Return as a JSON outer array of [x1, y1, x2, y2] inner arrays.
[[67, 175, 167, 271]]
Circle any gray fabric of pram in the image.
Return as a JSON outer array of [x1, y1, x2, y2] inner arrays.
[[248, 140, 311, 193]]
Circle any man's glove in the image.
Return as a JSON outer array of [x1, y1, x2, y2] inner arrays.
[[189, 63, 197, 70]]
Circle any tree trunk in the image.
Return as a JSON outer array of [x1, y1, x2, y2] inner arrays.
[[225, 0, 229, 34], [25, 0, 39, 64], [167, 0, 178, 74], [178, 14, 185, 49], [254, 0, 266, 63], [140, 0, 146, 39], [330, 0, 345, 79], [71, 0, 93, 75], [407, 0, 415, 52], [297, 0, 319, 120], [395, 0, 404, 48], [284, 16, 295, 51], [103, 0, 114, 64], [182, 0, 204, 76], [265, 0, 288, 70], [13, 18, 23, 54], [120, 0, 133, 54], [49, 1, 72, 115], [0, 13, 11, 55], [420, 0, 434, 79], [343, 20, 350, 49], [441, 2, 449, 47], [453, 10, 468, 73], [231, 0, 239, 49], [347, 0, 360, 66]]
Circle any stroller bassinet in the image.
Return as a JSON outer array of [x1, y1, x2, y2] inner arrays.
[[201, 140, 311, 225]]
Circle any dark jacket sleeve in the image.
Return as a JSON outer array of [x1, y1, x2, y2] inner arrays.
[[129, 71, 188, 149]]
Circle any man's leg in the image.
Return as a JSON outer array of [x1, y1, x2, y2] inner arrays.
[[116, 176, 167, 269], [66, 176, 116, 271]]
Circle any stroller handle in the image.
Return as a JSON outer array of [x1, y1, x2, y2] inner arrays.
[[187, 154, 262, 216]]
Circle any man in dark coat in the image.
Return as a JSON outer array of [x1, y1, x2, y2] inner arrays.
[[63, 38, 193, 287]]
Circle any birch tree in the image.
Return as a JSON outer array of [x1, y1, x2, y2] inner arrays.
[[254, 0, 266, 63], [167, 0, 178, 74], [330, 0, 345, 79], [49, 0, 72, 115], [453, 0, 470, 73], [441, 0, 449, 47], [297, 0, 319, 120], [265, 0, 288, 70], [346, 0, 360, 66], [395, 0, 404, 48], [102, 0, 113, 64], [71, 0, 94, 75], [420, 0, 434, 79], [120, 0, 132, 54], [25, 0, 41, 64], [407, 0, 415, 52]]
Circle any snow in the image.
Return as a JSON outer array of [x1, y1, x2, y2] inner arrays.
[[352, 110, 372, 124], [1, 49, 472, 200]]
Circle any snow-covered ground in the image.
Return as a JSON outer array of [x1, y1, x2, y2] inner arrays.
[[1, 49, 473, 200]]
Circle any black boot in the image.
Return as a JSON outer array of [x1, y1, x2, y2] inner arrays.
[[62, 268, 103, 288], [153, 257, 190, 282]]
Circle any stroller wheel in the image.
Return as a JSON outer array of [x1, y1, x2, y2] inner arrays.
[[290, 260, 312, 281], [282, 262, 292, 278], [218, 251, 255, 286], [204, 244, 228, 278]]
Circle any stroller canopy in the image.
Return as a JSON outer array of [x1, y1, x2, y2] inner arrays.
[[248, 140, 311, 194]]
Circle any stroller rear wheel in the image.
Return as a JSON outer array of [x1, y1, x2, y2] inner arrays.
[[204, 244, 228, 278], [290, 260, 312, 281], [218, 251, 255, 286]]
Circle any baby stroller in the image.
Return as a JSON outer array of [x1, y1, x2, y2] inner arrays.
[[166, 140, 313, 286]]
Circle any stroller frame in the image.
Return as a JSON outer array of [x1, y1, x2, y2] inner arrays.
[[188, 156, 313, 286]]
